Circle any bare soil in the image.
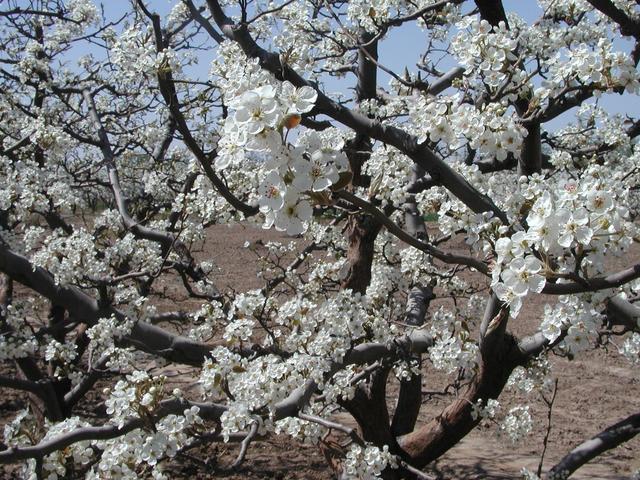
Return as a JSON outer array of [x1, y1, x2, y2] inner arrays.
[[1, 223, 639, 479]]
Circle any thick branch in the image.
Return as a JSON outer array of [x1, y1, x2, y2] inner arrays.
[[400, 334, 522, 466], [542, 263, 640, 295], [391, 286, 434, 437], [426, 66, 465, 96], [0, 242, 211, 365], [0, 375, 44, 396], [143, 9, 258, 217], [204, 0, 508, 224], [547, 412, 640, 479], [519, 122, 542, 176], [474, 0, 509, 28], [404, 286, 435, 327], [519, 295, 640, 358], [0, 398, 226, 464], [606, 295, 640, 330], [82, 90, 198, 262], [183, 0, 224, 44]]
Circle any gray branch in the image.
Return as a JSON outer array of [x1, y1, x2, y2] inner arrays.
[[547, 412, 640, 479], [204, 0, 509, 224], [0, 327, 434, 464], [542, 264, 640, 295], [0, 242, 211, 366], [0, 398, 226, 464]]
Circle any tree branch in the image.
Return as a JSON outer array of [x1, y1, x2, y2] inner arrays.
[[334, 190, 489, 274], [547, 412, 640, 479], [203, 0, 508, 224], [141, 7, 259, 217], [0, 398, 226, 464], [82, 90, 210, 294], [0, 242, 212, 366], [542, 263, 640, 295], [0, 375, 44, 396], [586, 0, 640, 37]]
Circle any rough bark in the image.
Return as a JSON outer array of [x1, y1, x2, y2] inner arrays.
[[399, 332, 522, 466], [341, 215, 383, 294], [391, 372, 423, 440], [391, 285, 435, 438], [519, 122, 542, 176], [335, 26, 406, 479]]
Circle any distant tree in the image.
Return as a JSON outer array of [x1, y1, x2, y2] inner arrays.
[[0, 0, 639, 478]]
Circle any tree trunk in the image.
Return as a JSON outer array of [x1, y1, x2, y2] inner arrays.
[[341, 214, 382, 294], [399, 333, 523, 467], [518, 122, 542, 176]]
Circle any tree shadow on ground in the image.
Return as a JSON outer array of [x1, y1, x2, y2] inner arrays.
[[428, 459, 514, 480]]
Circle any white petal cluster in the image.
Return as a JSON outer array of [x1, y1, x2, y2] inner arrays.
[[452, 19, 523, 96], [471, 398, 500, 421], [199, 346, 246, 399], [188, 301, 225, 341], [3, 409, 36, 449], [539, 296, 602, 354], [342, 443, 397, 479], [620, 333, 640, 364], [409, 95, 527, 162], [428, 307, 478, 374], [8, 411, 95, 480], [347, 0, 393, 33], [86, 315, 134, 361], [212, 46, 352, 234], [104, 371, 166, 429], [0, 303, 39, 361], [45, 0, 98, 49], [44, 338, 78, 364], [486, 169, 637, 319], [89, 407, 201, 478], [219, 403, 254, 441], [499, 405, 533, 444], [274, 415, 325, 443], [507, 356, 553, 394], [31, 228, 106, 286], [110, 26, 181, 84]]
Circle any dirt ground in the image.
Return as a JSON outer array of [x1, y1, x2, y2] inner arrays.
[[1, 222, 639, 479]]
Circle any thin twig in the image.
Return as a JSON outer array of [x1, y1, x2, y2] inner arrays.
[[298, 413, 362, 444], [398, 460, 437, 480], [334, 190, 489, 274], [537, 378, 558, 477]]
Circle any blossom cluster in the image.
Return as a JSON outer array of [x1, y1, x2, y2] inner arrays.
[[342, 443, 397, 478], [0, 302, 40, 361], [499, 405, 533, 444], [88, 406, 202, 479], [488, 171, 636, 319], [452, 18, 524, 97], [211, 43, 352, 234], [104, 371, 167, 429], [410, 95, 528, 162], [471, 398, 500, 421]]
